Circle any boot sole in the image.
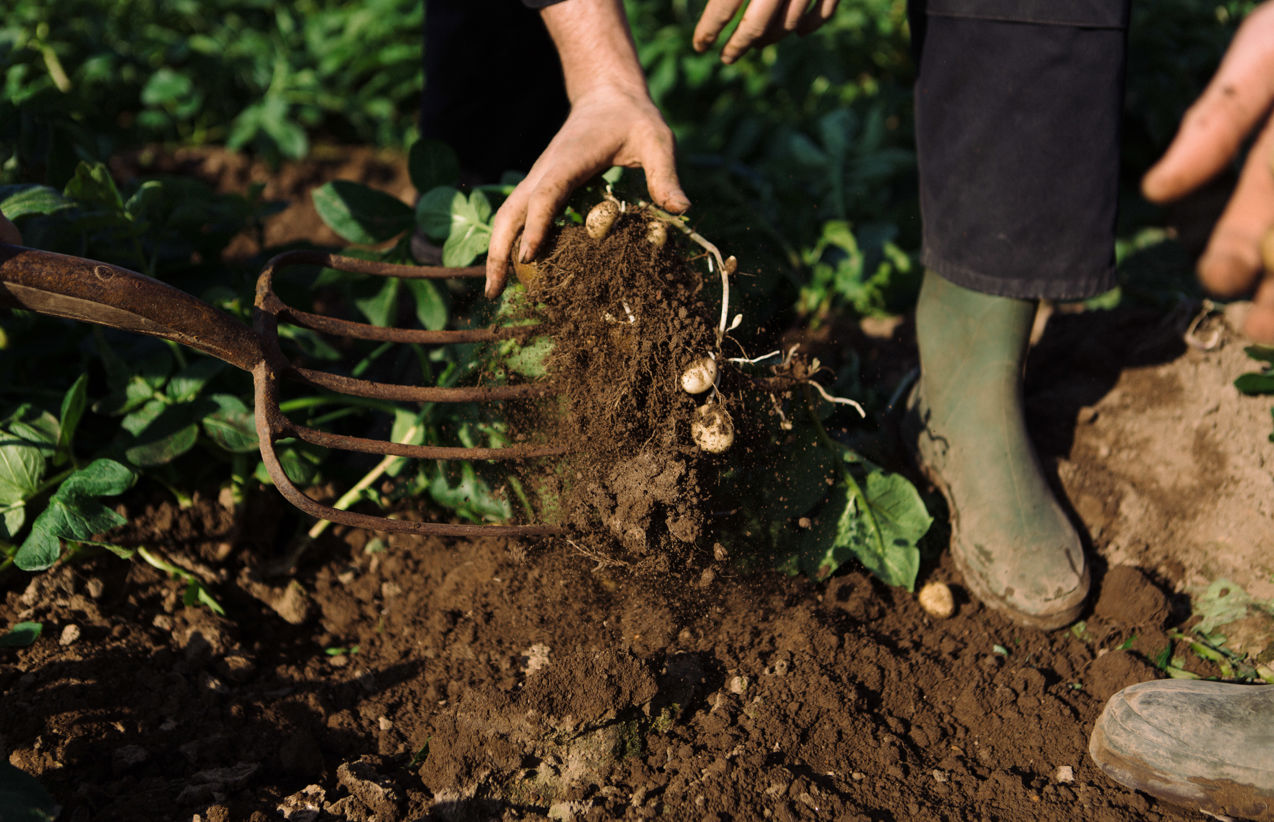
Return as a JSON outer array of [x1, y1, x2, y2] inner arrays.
[[1090, 714, 1274, 820]]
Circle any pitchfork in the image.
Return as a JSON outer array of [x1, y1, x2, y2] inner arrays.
[[0, 243, 565, 537]]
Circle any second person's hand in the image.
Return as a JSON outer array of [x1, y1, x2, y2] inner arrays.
[[693, 0, 840, 65], [1142, 1, 1274, 341]]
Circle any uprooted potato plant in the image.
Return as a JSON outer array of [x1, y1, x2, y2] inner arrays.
[[490, 195, 933, 588]]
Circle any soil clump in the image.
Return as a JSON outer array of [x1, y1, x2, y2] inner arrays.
[[507, 208, 716, 572]]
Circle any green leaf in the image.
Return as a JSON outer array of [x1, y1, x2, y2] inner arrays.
[[262, 113, 308, 160], [0, 424, 47, 507], [0, 416, 57, 538], [55, 374, 88, 464], [405, 278, 448, 331], [1235, 372, 1274, 395], [63, 161, 125, 213], [121, 401, 200, 466], [497, 335, 553, 380], [353, 277, 400, 327], [93, 344, 172, 416], [408, 139, 460, 193], [312, 180, 414, 244], [59, 458, 135, 498], [1244, 345, 1274, 366], [789, 460, 931, 591], [427, 461, 511, 523], [1193, 578, 1268, 634], [166, 358, 225, 403], [442, 190, 493, 267], [140, 67, 194, 106], [0, 185, 73, 220], [123, 180, 165, 224], [848, 468, 931, 590], [0, 762, 59, 822], [758, 424, 838, 520], [226, 103, 263, 152], [254, 442, 324, 487], [15, 459, 134, 571], [415, 186, 461, 241], [201, 394, 258, 453], [0, 622, 42, 648]]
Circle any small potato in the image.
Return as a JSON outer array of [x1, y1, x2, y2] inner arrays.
[[918, 581, 955, 619], [513, 258, 542, 291], [646, 220, 668, 249], [680, 356, 717, 394], [586, 200, 620, 240], [691, 403, 734, 453]]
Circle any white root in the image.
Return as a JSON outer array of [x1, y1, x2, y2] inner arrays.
[[727, 349, 783, 366], [807, 380, 866, 418]]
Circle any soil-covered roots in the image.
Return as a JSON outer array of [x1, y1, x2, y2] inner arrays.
[[506, 207, 717, 571]]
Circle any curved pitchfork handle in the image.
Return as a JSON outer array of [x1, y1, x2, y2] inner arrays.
[[0, 243, 264, 372]]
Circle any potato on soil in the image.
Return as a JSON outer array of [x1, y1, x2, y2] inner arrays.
[[918, 581, 955, 618], [691, 403, 734, 453]]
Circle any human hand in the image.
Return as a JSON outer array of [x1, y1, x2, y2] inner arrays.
[[692, 0, 840, 65], [1142, 2, 1274, 342], [0, 213, 21, 246], [485, 85, 689, 298]]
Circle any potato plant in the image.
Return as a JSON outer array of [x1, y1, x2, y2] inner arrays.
[[1, 0, 423, 175]]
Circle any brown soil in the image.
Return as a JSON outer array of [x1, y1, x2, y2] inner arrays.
[[507, 208, 716, 571], [4, 147, 1273, 821]]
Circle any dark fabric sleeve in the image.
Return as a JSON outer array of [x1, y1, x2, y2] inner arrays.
[[522, 0, 569, 7]]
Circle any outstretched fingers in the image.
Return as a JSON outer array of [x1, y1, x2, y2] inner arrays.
[[1143, 4, 1274, 202], [1196, 118, 1274, 297], [797, 0, 839, 35], [694, 0, 819, 64], [1199, 118, 1274, 341], [693, 0, 747, 52]]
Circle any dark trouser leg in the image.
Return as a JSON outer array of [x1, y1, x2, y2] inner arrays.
[[904, 10, 1127, 627]]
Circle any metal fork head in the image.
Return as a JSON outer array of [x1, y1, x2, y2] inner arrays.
[[250, 250, 564, 538]]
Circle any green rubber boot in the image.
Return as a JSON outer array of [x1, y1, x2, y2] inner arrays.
[[904, 270, 1088, 629], [1090, 680, 1274, 820]]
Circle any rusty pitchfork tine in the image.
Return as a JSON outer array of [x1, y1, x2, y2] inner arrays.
[[0, 243, 565, 538]]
